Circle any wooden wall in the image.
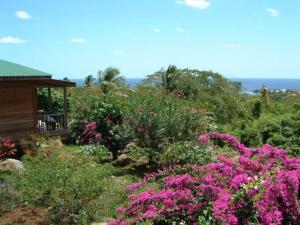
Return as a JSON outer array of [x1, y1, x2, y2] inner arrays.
[[0, 84, 35, 140]]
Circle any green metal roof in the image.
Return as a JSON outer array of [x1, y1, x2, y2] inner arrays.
[[0, 60, 51, 79]]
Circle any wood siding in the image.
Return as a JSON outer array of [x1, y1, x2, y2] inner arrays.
[[0, 85, 35, 140]]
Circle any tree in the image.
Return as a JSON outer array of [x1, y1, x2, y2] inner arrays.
[[84, 75, 95, 87], [144, 65, 181, 93], [261, 85, 270, 108], [252, 100, 262, 119], [62, 77, 70, 82], [97, 67, 125, 93]]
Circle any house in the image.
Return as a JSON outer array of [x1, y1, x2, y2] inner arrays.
[[0, 60, 76, 140]]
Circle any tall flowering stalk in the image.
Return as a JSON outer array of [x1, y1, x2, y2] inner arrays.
[[109, 132, 300, 225]]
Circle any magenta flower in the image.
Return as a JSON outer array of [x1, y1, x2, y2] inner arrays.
[[109, 132, 300, 225]]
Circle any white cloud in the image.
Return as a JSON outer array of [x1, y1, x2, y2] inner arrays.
[[221, 43, 243, 48], [176, 0, 210, 9], [176, 27, 185, 32], [152, 28, 161, 33], [114, 49, 124, 55], [0, 36, 28, 44], [267, 8, 279, 17], [15, 10, 32, 20], [69, 38, 87, 43]]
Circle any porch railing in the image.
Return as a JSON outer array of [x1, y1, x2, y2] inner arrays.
[[36, 113, 66, 134]]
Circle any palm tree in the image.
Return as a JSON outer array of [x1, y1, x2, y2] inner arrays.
[[84, 75, 95, 87], [97, 67, 125, 93], [145, 65, 181, 92]]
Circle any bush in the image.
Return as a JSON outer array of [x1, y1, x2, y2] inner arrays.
[[37, 88, 65, 113], [0, 137, 17, 160], [109, 132, 300, 225], [160, 141, 213, 165], [11, 150, 134, 224], [79, 144, 112, 160], [125, 89, 211, 149], [69, 93, 132, 159], [240, 113, 300, 156]]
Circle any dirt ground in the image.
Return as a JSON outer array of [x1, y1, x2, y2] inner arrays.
[[0, 206, 49, 225]]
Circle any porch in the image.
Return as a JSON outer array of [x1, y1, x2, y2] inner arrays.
[[34, 82, 75, 135]]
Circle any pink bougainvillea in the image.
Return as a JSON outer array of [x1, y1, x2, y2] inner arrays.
[[109, 132, 300, 225], [80, 122, 102, 144]]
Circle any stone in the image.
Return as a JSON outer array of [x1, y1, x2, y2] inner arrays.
[[0, 159, 24, 172], [113, 154, 136, 167], [52, 139, 63, 148], [125, 141, 137, 149]]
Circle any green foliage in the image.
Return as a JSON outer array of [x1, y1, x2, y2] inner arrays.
[[240, 113, 300, 156], [252, 100, 262, 119], [198, 203, 216, 225], [84, 74, 95, 87], [161, 141, 213, 165], [260, 85, 270, 108], [37, 88, 65, 113], [79, 144, 112, 161], [126, 89, 210, 149], [0, 171, 17, 215], [98, 67, 126, 93], [69, 93, 132, 158], [7, 150, 136, 224]]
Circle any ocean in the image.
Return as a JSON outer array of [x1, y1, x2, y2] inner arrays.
[[71, 78, 300, 92]]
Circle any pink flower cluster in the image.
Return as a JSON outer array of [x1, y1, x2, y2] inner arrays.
[[109, 132, 300, 225], [80, 122, 102, 144], [0, 137, 16, 159]]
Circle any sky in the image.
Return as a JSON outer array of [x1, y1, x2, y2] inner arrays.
[[0, 0, 300, 79]]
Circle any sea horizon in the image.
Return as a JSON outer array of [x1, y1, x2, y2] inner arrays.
[[71, 77, 300, 92]]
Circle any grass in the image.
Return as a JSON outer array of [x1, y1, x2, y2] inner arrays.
[[0, 141, 233, 225], [0, 146, 138, 225]]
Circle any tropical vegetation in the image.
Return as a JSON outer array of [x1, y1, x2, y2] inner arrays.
[[1, 65, 299, 225]]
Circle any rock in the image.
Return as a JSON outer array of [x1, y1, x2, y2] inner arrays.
[[125, 141, 137, 149], [40, 144, 50, 148], [52, 139, 63, 148], [113, 154, 136, 167], [0, 159, 24, 172]]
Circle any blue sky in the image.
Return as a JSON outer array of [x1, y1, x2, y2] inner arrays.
[[0, 0, 299, 79]]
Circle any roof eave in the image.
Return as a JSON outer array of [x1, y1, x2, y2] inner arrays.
[[0, 76, 52, 81]]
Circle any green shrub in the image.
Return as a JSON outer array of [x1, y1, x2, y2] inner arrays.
[[0, 171, 17, 216], [161, 141, 213, 165], [125, 89, 211, 149], [69, 93, 133, 159], [12, 151, 135, 224], [239, 112, 300, 156], [37, 88, 66, 113], [79, 145, 112, 161]]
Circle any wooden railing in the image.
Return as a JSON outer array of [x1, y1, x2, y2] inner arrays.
[[36, 113, 66, 134]]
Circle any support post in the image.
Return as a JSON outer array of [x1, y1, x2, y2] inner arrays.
[[63, 87, 68, 129]]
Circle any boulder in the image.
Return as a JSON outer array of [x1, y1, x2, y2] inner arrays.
[[52, 139, 63, 149], [113, 154, 136, 167], [0, 159, 25, 172]]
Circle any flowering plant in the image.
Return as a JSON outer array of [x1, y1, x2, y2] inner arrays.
[[109, 132, 300, 225], [79, 144, 112, 160], [0, 137, 17, 160], [81, 122, 102, 144]]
